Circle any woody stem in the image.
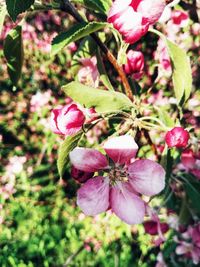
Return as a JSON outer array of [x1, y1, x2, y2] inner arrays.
[[60, 0, 134, 102]]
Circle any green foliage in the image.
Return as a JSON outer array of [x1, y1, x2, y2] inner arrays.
[[62, 81, 133, 113], [3, 25, 24, 86], [52, 22, 107, 55], [5, 0, 34, 21], [166, 39, 192, 104], [183, 174, 200, 215], [71, 0, 112, 15], [57, 131, 83, 178], [151, 29, 192, 104]]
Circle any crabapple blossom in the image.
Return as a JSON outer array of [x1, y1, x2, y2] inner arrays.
[[124, 50, 144, 79], [181, 149, 200, 179], [69, 135, 165, 224], [175, 224, 200, 265], [107, 0, 166, 44], [50, 104, 85, 136], [165, 127, 190, 148], [171, 10, 189, 28], [78, 56, 99, 87]]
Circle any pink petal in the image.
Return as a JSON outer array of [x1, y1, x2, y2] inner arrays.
[[69, 148, 108, 172], [57, 104, 85, 136], [77, 176, 110, 216], [50, 107, 63, 134], [110, 183, 145, 224], [137, 0, 166, 25], [128, 159, 165, 196], [103, 135, 138, 165], [107, 0, 131, 22]]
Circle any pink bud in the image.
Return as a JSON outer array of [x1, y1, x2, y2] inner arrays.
[[171, 10, 189, 27], [165, 127, 190, 148], [107, 0, 166, 44], [71, 166, 94, 183], [124, 50, 144, 79], [144, 220, 169, 235], [50, 104, 85, 136]]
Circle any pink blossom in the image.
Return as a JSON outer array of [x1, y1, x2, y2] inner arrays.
[[78, 57, 99, 87], [50, 104, 85, 136], [69, 135, 165, 224], [165, 127, 190, 148], [181, 149, 200, 179], [171, 10, 189, 28], [155, 38, 171, 72], [30, 91, 51, 112], [175, 224, 200, 265], [124, 50, 144, 79], [107, 0, 166, 44]]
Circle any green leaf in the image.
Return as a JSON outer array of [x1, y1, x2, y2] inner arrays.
[[183, 175, 200, 215], [0, 3, 7, 35], [151, 29, 192, 104], [57, 132, 83, 178], [6, 0, 34, 21], [166, 39, 192, 104], [71, 0, 112, 15], [52, 22, 107, 56], [62, 82, 133, 113], [4, 25, 24, 86]]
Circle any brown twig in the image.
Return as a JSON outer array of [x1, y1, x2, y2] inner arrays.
[[60, 0, 134, 102]]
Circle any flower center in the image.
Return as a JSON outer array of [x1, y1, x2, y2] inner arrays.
[[109, 166, 128, 185]]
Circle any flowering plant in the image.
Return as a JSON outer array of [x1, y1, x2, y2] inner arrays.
[[1, 0, 200, 266]]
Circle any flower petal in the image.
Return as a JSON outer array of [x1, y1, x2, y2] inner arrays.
[[128, 159, 165, 196], [69, 148, 108, 172], [103, 135, 138, 165], [77, 176, 110, 216], [110, 183, 145, 224]]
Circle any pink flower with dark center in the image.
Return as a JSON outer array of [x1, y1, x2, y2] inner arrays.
[[107, 0, 166, 44], [165, 127, 190, 148], [50, 104, 85, 136], [124, 50, 144, 79], [69, 135, 165, 224], [171, 10, 189, 27]]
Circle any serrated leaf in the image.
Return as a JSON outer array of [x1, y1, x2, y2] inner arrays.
[[151, 29, 192, 104], [0, 3, 7, 35], [166, 39, 192, 104], [71, 0, 112, 15], [62, 82, 133, 113], [6, 0, 34, 21], [52, 22, 107, 56], [4, 25, 24, 85], [57, 132, 83, 178]]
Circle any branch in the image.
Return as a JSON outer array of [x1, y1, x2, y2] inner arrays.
[[60, 0, 134, 102]]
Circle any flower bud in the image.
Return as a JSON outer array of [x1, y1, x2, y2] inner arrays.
[[171, 10, 189, 27], [144, 220, 169, 235], [50, 104, 85, 136], [124, 50, 144, 79], [165, 127, 190, 148], [71, 166, 94, 183], [107, 0, 166, 44]]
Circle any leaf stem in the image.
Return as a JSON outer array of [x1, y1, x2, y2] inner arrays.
[[60, 0, 134, 102]]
